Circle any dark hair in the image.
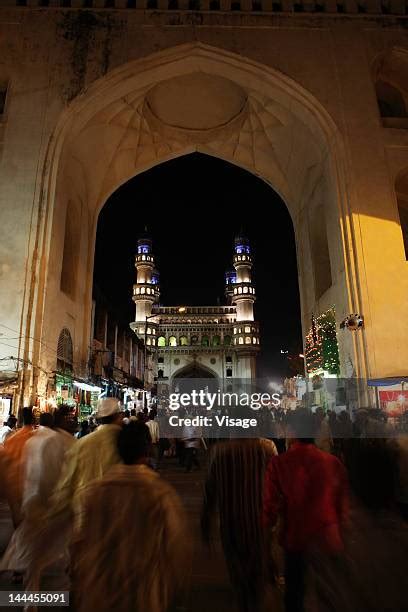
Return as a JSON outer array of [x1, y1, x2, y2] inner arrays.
[[117, 422, 151, 465], [6, 416, 15, 428], [22, 407, 34, 426], [100, 414, 121, 425], [288, 408, 316, 442], [54, 405, 70, 428], [39, 412, 54, 428]]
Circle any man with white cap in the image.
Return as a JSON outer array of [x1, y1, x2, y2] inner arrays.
[[49, 397, 124, 522]]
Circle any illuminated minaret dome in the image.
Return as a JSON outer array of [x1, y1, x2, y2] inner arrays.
[[131, 233, 160, 348]]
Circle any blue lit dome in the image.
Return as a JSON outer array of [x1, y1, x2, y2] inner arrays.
[[225, 269, 237, 284], [137, 234, 152, 254], [234, 235, 250, 255], [151, 269, 160, 285]]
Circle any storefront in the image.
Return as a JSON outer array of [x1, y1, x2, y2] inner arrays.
[[368, 377, 408, 423], [0, 375, 17, 419], [73, 380, 103, 421], [54, 372, 76, 407], [0, 395, 12, 422]]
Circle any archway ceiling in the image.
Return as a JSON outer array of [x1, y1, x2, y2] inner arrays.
[[58, 49, 328, 223]]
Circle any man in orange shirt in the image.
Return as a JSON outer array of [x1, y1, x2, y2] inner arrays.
[[3, 407, 36, 528]]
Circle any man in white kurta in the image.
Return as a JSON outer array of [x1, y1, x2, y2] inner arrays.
[[0, 412, 74, 585], [70, 421, 191, 612]]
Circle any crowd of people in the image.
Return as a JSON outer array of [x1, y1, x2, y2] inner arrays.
[[0, 400, 407, 612]]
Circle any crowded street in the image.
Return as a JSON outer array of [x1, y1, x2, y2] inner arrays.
[[1, 403, 407, 611], [1, 4, 408, 609], [0, 444, 261, 612]]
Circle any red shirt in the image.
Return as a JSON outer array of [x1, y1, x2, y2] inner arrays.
[[263, 442, 349, 553]]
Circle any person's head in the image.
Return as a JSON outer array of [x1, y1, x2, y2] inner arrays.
[[80, 420, 89, 431], [39, 412, 54, 428], [314, 407, 325, 421], [99, 413, 123, 425], [130, 409, 136, 417], [124, 410, 130, 419], [22, 407, 34, 426], [6, 417, 15, 429], [136, 411, 145, 422], [288, 408, 316, 443], [8, 415, 17, 427], [96, 398, 123, 426], [148, 408, 157, 421], [117, 422, 151, 465], [54, 404, 71, 431]]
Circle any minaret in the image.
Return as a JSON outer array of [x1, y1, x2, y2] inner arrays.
[[231, 235, 260, 375], [232, 235, 255, 321], [130, 233, 160, 348], [224, 268, 237, 304]]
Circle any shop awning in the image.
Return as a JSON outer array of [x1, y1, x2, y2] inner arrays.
[[367, 377, 408, 387]]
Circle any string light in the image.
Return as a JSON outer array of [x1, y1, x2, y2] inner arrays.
[[305, 308, 340, 375]]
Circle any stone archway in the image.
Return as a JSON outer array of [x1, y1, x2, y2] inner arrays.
[[172, 362, 218, 381], [23, 42, 364, 405]]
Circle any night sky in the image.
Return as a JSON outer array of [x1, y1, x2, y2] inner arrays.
[[94, 153, 302, 377]]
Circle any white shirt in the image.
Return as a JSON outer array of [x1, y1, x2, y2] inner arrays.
[[0, 425, 12, 445], [22, 426, 74, 514], [182, 425, 201, 448], [146, 420, 160, 444]]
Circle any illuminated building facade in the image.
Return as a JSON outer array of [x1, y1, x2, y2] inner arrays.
[[130, 234, 260, 387], [1, 6, 408, 410]]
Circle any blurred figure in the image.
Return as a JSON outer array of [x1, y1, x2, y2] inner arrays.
[[146, 409, 160, 470], [11, 398, 124, 587], [308, 438, 408, 611], [0, 410, 74, 587], [71, 421, 190, 612], [3, 408, 35, 527], [202, 438, 277, 612], [314, 407, 333, 453], [0, 417, 15, 444], [182, 419, 201, 473], [333, 410, 353, 459], [263, 409, 349, 612], [136, 410, 146, 423], [88, 416, 97, 432], [75, 420, 90, 439], [395, 434, 408, 521], [48, 397, 123, 522], [129, 408, 137, 422]]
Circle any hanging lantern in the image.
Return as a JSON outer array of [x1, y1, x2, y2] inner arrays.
[[340, 314, 364, 331]]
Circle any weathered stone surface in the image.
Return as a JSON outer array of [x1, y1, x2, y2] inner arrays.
[[0, 7, 407, 407]]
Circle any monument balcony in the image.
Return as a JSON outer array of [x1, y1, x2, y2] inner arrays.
[[133, 284, 160, 300], [135, 253, 155, 265], [232, 283, 256, 299], [232, 321, 260, 350], [233, 253, 252, 266]]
